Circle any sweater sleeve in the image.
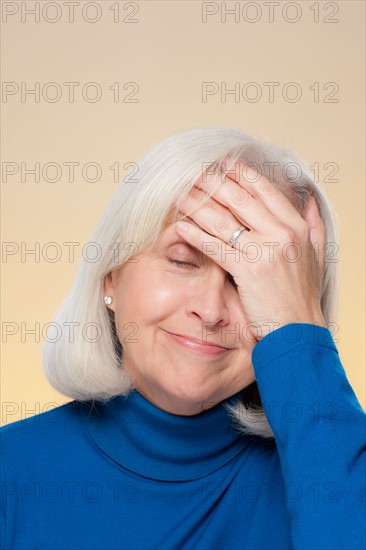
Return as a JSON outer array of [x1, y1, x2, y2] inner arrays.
[[0, 457, 6, 550], [251, 323, 366, 550]]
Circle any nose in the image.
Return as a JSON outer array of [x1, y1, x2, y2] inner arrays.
[[187, 268, 231, 327]]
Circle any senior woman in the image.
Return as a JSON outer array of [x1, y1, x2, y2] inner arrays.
[[1, 127, 365, 550]]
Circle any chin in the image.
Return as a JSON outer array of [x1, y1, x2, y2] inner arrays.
[[160, 382, 236, 415]]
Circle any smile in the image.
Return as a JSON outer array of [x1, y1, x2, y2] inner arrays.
[[163, 330, 232, 356]]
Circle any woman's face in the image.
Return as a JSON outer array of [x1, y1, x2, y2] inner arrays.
[[104, 219, 256, 416]]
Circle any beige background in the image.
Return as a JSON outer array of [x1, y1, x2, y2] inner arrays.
[[1, 1, 365, 424]]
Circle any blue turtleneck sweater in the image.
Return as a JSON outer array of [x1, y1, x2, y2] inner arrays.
[[1, 324, 365, 549]]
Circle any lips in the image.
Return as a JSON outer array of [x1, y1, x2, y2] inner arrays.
[[163, 329, 232, 355]]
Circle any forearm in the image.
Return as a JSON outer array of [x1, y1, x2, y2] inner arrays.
[[252, 323, 366, 550]]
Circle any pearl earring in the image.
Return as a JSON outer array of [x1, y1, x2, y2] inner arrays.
[[104, 296, 113, 305]]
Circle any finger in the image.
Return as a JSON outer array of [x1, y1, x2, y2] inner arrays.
[[303, 196, 326, 276], [179, 187, 252, 245], [174, 218, 242, 276], [220, 156, 304, 230], [194, 171, 284, 235]]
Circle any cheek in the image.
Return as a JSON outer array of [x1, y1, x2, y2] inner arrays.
[[117, 270, 187, 326], [153, 285, 183, 309]]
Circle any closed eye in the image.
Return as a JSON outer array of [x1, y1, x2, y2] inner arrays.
[[168, 259, 199, 268]]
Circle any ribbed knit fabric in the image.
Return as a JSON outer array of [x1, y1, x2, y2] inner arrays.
[[84, 387, 253, 482], [1, 323, 365, 550]]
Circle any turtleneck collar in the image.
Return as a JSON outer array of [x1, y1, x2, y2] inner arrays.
[[81, 387, 252, 481]]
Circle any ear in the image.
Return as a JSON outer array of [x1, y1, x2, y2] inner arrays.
[[103, 271, 118, 312]]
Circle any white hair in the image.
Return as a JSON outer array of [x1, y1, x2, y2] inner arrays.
[[42, 126, 339, 441]]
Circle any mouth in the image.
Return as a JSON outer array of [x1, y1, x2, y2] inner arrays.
[[162, 330, 233, 356]]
